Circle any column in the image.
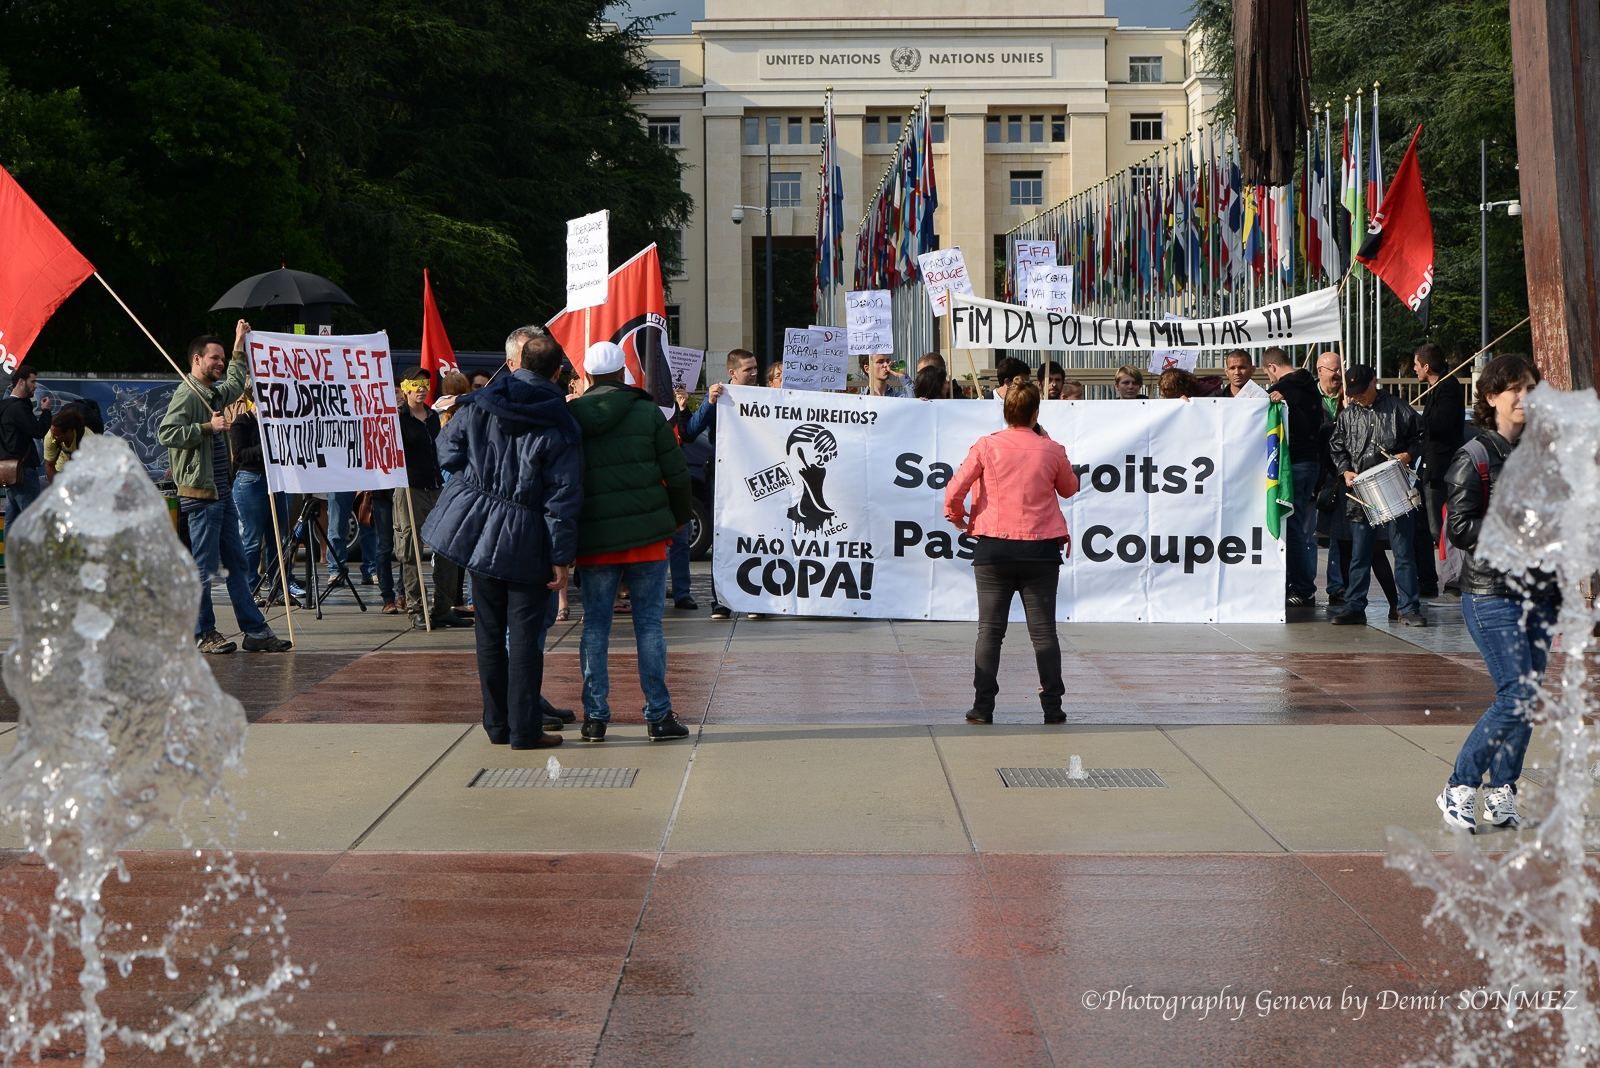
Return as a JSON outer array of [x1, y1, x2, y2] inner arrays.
[[1069, 110, 1108, 197], [835, 104, 865, 306], [945, 106, 991, 373], [704, 112, 745, 380]]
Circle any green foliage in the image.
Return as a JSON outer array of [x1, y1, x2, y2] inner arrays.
[[1191, 0, 1528, 363]]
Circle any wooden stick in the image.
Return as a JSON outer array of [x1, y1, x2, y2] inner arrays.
[[264, 485, 295, 645], [93, 273, 219, 416], [1412, 317, 1532, 406], [402, 488, 432, 632]]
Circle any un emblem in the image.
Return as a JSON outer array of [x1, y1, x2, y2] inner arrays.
[[890, 47, 921, 73]]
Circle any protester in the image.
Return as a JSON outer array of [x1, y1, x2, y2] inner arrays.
[[859, 353, 910, 397], [1262, 347, 1323, 607], [918, 352, 964, 398], [1435, 354, 1552, 830], [944, 381, 1078, 724], [1059, 379, 1085, 401], [1040, 361, 1066, 400], [1114, 365, 1145, 399], [470, 371, 491, 391], [1222, 350, 1267, 398], [0, 365, 53, 526], [227, 395, 297, 603], [914, 363, 948, 400], [1414, 342, 1464, 597], [42, 408, 89, 481], [371, 489, 401, 613], [1329, 364, 1425, 626], [393, 367, 467, 629], [767, 363, 783, 388], [682, 349, 759, 619], [436, 371, 472, 423], [569, 341, 694, 742], [1158, 368, 1201, 399], [992, 356, 1032, 401], [158, 323, 291, 654], [1313, 351, 1347, 602], [423, 333, 585, 750]]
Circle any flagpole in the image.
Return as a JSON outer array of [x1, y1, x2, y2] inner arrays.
[[1372, 82, 1383, 378], [93, 273, 221, 416]]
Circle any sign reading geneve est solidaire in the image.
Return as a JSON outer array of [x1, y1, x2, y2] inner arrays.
[[757, 45, 1051, 79]]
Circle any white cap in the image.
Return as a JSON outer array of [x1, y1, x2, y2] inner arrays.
[[585, 341, 626, 376]]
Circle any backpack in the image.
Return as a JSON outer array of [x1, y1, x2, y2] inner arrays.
[[1440, 437, 1494, 561], [61, 398, 104, 436]]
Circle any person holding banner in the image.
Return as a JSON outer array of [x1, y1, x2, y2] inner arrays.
[[944, 381, 1079, 725], [682, 349, 760, 619], [858, 353, 910, 398], [158, 322, 291, 655]]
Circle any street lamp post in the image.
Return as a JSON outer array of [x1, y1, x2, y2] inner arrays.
[[731, 140, 776, 374], [1480, 139, 1522, 352]]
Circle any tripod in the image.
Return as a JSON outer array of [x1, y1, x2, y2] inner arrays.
[[259, 496, 368, 619]]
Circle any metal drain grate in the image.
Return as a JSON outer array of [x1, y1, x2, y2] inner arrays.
[[469, 767, 638, 789], [998, 767, 1168, 789]]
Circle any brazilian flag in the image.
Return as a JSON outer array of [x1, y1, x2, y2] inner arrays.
[[1266, 403, 1294, 539]]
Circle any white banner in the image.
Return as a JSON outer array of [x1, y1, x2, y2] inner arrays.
[[1024, 265, 1074, 313], [916, 246, 974, 317], [565, 210, 609, 310], [243, 331, 409, 495], [712, 387, 1283, 623], [846, 290, 893, 355], [950, 286, 1342, 351]]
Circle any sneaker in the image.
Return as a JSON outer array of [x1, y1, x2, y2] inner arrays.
[[710, 604, 731, 620], [288, 582, 307, 598], [1400, 611, 1429, 627], [196, 629, 236, 654], [647, 712, 690, 741], [543, 716, 564, 731], [1285, 594, 1315, 608], [747, 613, 765, 620], [410, 615, 430, 630], [1329, 610, 1367, 626], [1481, 785, 1520, 826], [382, 600, 399, 614], [675, 597, 699, 611], [242, 634, 293, 653], [581, 719, 608, 742], [540, 698, 576, 724], [325, 574, 348, 589], [361, 575, 377, 586], [1437, 784, 1477, 830]]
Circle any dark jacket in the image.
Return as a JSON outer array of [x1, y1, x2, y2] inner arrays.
[[1444, 429, 1558, 600], [568, 381, 693, 556], [422, 370, 585, 583], [229, 411, 266, 475], [0, 395, 52, 467], [1330, 390, 1423, 520], [1269, 368, 1322, 469], [398, 404, 442, 490], [1419, 374, 1466, 481]]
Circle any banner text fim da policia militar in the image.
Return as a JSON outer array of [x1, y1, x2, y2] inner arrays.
[[712, 387, 1288, 624]]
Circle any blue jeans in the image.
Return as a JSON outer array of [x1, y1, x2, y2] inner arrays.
[[1286, 461, 1319, 598], [1451, 594, 1557, 789], [371, 492, 396, 601], [578, 559, 671, 723], [233, 471, 290, 588], [1345, 511, 1420, 617], [668, 523, 692, 600], [186, 496, 271, 639], [4, 465, 41, 532], [326, 491, 376, 579]]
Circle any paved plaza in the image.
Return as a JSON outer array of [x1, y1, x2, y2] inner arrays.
[[0, 561, 1581, 1066]]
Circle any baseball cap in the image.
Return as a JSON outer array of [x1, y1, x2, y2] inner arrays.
[[1345, 364, 1376, 393]]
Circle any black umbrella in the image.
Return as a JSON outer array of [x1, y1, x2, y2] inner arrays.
[[210, 269, 356, 312]]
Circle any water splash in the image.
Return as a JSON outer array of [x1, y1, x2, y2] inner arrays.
[[1385, 386, 1600, 1067], [546, 756, 561, 782], [0, 435, 304, 1065], [1067, 755, 1086, 779]]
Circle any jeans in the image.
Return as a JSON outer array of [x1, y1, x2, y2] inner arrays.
[[669, 523, 692, 601], [1451, 594, 1557, 789], [1345, 511, 1420, 617], [370, 492, 396, 601], [4, 465, 41, 532], [233, 471, 290, 588], [186, 496, 271, 639], [972, 561, 1064, 716], [472, 573, 552, 745], [326, 491, 376, 579], [578, 559, 671, 723], [1286, 460, 1319, 598]]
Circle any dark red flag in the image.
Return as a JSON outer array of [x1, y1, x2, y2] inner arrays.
[[0, 165, 95, 373], [546, 244, 669, 390], [419, 269, 458, 402], [1357, 125, 1434, 327]]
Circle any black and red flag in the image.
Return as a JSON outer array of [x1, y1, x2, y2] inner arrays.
[[1357, 124, 1435, 327]]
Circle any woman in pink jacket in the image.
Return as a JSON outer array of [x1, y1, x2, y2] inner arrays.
[[944, 381, 1080, 724]]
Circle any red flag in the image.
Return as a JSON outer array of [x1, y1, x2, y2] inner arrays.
[[1357, 125, 1434, 327], [420, 268, 457, 401], [0, 165, 94, 373], [547, 244, 668, 390]]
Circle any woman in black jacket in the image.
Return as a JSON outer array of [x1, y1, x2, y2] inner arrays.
[[1435, 354, 1554, 832]]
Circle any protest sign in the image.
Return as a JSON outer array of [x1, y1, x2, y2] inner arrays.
[[781, 328, 826, 392], [1013, 240, 1057, 288], [565, 210, 609, 310], [1148, 314, 1199, 373], [809, 325, 848, 390], [950, 287, 1342, 351], [664, 344, 705, 392], [845, 290, 892, 356], [1024, 265, 1074, 313], [713, 387, 1284, 623], [915, 247, 974, 317], [243, 330, 409, 495]]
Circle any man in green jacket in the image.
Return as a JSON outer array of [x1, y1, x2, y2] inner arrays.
[[569, 341, 692, 742], [158, 320, 291, 655]]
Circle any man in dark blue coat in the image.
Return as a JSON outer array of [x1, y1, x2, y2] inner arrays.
[[423, 334, 584, 750]]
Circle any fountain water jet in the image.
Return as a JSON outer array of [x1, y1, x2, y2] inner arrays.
[[0, 434, 304, 1065], [1386, 385, 1600, 1068]]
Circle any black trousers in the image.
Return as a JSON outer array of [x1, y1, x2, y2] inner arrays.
[[973, 562, 1064, 715], [472, 573, 552, 745]]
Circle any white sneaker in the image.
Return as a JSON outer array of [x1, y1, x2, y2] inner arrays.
[[1481, 785, 1520, 826], [1437, 785, 1477, 830]]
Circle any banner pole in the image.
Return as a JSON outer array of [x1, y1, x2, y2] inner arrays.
[[93, 272, 218, 416], [265, 488, 295, 644], [1412, 317, 1530, 407], [403, 489, 432, 632]]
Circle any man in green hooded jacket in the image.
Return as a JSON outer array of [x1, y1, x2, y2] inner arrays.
[[568, 341, 692, 743]]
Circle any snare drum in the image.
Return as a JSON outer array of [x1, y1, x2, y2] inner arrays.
[[1350, 458, 1420, 525]]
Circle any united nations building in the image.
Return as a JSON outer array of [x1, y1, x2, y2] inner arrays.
[[635, 0, 1216, 375]]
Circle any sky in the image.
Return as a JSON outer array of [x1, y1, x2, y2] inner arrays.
[[604, 0, 1197, 36]]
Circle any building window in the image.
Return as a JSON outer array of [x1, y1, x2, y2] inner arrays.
[[788, 116, 803, 144], [648, 60, 681, 87], [770, 171, 801, 207], [744, 117, 759, 145], [766, 116, 781, 144], [1130, 113, 1164, 142], [864, 116, 881, 144], [1010, 170, 1043, 206], [1007, 115, 1023, 142], [1027, 115, 1042, 143], [810, 117, 826, 144], [931, 116, 945, 143], [986, 116, 1001, 143], [665, 304, 682, 346], [647, 117, 681, 146], [1129, 56, 1163, 83], [1052, 115, 1066, 142], [886, 115, 903, 143]]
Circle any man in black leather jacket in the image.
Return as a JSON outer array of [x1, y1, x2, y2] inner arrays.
[[1328, 364, 1424, 626]]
